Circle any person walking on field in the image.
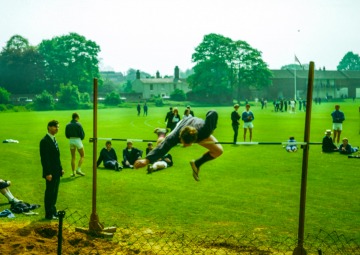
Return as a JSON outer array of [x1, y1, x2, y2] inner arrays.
[[331, 104, 345, 144], [134, 110, 223, 182], [231, 104, 241, 144], [65, 113, 85, 177], [40, 120, 64, 220], [242, 104, 254, 142], [164, 107, 174, 132]]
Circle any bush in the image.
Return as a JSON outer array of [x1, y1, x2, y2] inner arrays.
[[104, 91, 121, 106], [33, 90, 55, 111], [80, 92, 90, 103], [0, 104, 7, 111], [0, 87, 11, 104], [57, 83, 80, 109], [154, 98, 164, 107], [170, 89, 186, 101]]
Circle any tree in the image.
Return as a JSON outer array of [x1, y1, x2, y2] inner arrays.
[[38, 33, 101, 94], [337, 51, 360, 70], [188, 34, 271, 103], [0, 35, 45, 94], [0, 87, 11, 104]]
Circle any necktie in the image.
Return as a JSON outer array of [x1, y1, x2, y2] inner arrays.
[[54, 137, 59, 150]]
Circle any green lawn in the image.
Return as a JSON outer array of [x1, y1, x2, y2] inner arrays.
[[0, 100, 359, 243]]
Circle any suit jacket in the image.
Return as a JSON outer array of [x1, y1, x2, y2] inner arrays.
[[40, 134, 63, 178]]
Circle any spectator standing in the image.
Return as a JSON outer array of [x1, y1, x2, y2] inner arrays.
[[137, 103, 141, 116], [164, 107, 173, 131], [331, 105, 345, 144], [65, 113, 85, 177], [143, 103, 148, 116], [231, 104, 241, 144], [40, 120, 64, 220], [242, 104, 255, 142], [170, 107, 181, 131]]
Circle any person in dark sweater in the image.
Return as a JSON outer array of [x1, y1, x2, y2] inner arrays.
[[65, 112, 85, 177], [231, 104, 241, 144], [134, 110, 223, 181], [322, 129, 338, 152], [122, 141, 143, 168], [97, 141, 121, 171], [339, 138, 358, 155]]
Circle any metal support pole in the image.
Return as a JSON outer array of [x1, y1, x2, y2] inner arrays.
[[293, 61, 315, 255], [57, 210, 66, 255]]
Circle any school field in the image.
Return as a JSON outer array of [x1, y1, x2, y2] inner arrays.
[[0, 99, 359, 254]]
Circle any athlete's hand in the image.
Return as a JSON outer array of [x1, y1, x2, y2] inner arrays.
[[134, 159, 150, 169]]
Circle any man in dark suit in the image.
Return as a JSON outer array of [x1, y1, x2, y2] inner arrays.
[[40, 120, 64, 220], [164, 107, 173, 131]]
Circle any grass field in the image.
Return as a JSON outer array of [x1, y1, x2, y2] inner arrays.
[[0, 99, 359, 244]]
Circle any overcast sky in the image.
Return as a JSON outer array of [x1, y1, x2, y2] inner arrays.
[[1, 0, 359, 76]]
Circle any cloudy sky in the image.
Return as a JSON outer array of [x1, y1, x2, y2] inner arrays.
[[1, 0, 359, 76]]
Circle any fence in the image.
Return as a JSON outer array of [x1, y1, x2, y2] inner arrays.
[[44, 210, 359, 255]]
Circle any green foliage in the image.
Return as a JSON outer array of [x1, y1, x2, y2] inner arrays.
[[57, 83, 80, 109], [0, 87, 11, 104], [188, 33, 272, 103], [33, 90, 55, 111], [154, 97, 164, 107], [104, 91, 121, 106], [337, 51, 360, 70], [0, 104, 7, 111], [80, 92, 90, 103], [170, 89, 187, 101], [0, 35, 45, 94], [38, 32, 101, 94]]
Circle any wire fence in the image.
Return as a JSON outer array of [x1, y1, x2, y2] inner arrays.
[[45, 210, 360, 255]]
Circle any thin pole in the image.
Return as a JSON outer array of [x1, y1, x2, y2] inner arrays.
[[293, 61, 315, 255], [294, 66, 297, 101]]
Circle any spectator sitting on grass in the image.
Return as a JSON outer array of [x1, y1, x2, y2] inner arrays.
[[0, 179, 22, 204], [339, 138, 359, 155]]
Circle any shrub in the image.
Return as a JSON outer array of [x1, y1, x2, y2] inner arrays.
[[57, 83, 80, 109], [0, 87, 11, 104], [0, 104, 7, 111], [33, 90, 55, 111], [104, 91, 121, 106], [170, 89, 186, 101], [154, 98, 164, 107]]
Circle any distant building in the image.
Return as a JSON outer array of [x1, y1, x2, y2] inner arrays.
[[264, 69, 360, 100], [131, 66, 190, 100]]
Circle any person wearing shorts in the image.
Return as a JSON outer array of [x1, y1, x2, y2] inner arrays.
[[242, 104, 254, 142], [65, 113, 85, 177], [134, 110, 223, 181], [331, 105, 345, 144]]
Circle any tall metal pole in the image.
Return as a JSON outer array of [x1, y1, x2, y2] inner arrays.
[[294, 67, 297, 101], [293, 62, 315, 255]]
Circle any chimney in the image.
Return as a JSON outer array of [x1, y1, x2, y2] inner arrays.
[[174, 66, 179, 81], [136, 70, 140, 79], [156, 71, 160, 78]]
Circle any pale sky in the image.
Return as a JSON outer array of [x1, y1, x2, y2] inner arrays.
[[1, 0, 359, 76]]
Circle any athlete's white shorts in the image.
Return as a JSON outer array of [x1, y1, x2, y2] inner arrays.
[[332, 123, 342, 131], [243, 122, 254, 129], [69, 138, 84, 150]]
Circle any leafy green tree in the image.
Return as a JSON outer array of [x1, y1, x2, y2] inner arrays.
[[38, 33, 101, 94], [0, 87, 11, 104], [0, 35, 45, 94], [33, 90, 55, 110], [170, 89, 187, 101], [337, 51, 360, 70], [57, 83, 80, 109], [104, 91, 121, 105], [188, 33, 272, 102]]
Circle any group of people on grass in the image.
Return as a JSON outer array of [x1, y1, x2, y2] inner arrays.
[[322, 105, 358, 155]]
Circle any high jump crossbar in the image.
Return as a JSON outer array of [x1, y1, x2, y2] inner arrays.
[[89, 138, 322, 145]]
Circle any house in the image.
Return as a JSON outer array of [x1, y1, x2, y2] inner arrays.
[[131, 66, 190, 99]]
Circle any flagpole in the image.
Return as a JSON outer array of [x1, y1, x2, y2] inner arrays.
[[294, 59, 297, 101]]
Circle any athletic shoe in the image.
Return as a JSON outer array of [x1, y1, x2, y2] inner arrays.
[[147, 165, 153, 174], [70, 173, 75, 177], [76, 170, 85, 176], [0, 180, 11, 189], [115, 163, 120, 171], [190, 160, 200, 181], [9, 198, 22, 204]]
